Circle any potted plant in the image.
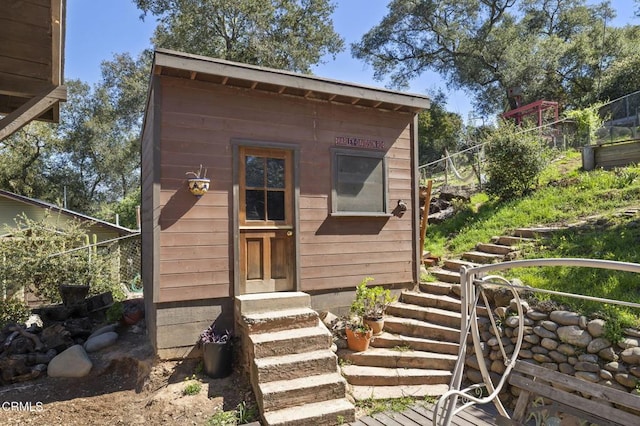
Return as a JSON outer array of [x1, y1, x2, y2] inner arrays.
[[199, 324, 232, 378], [344, 317, 373, 352], [350, 277, 396, 335], [186, 164, 211, 198]]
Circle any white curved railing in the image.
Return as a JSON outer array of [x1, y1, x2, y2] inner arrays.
[[433, 258, 640, 426]]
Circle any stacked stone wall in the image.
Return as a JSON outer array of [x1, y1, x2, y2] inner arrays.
[[465, 300, 640, 409]]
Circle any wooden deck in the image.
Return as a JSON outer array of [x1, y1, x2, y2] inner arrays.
[[349, 401, 500, 426]]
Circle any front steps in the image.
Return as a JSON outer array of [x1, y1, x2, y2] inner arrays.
[[236, 292, 355, 426], [339, 230, 544, 402]]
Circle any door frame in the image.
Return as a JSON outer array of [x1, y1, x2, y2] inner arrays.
[[231, 139, 300, 296]]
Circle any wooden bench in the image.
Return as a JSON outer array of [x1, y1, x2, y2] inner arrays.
[[504, 360, 640, 426]]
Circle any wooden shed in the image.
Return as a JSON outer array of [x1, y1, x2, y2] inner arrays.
[[141, 49, 431, 359]]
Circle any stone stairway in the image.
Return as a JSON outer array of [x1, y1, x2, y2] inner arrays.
[[236, 292, 355, 426], [339, 228, 549, 401]]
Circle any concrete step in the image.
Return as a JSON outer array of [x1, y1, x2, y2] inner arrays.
[[386, 302, 461, 328], [513, 227, 563, 238], [461, 250, 504, 264], [258, 372, 347, 412], [262, 398, 355, 426], [249, 324, 331, 358], [350, 384, 449, 401], [235, 292, 310, 315], [342, 347, 457, 371], [419, 281, 457, 295], [253, 349, 337, 383], [401, 290, 460, 311], [241, 307, 318, 334], [475, 242, 515, 255], [341, 365, 452, 386], [370, 332, 459, 355], [384, 316, 460, 343], [492, 235, 535, 246], [443, 258, 480, 272], [430, 268, 461, 284]]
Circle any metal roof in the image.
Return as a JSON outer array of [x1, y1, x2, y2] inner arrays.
[[152, 49, 431, 114]]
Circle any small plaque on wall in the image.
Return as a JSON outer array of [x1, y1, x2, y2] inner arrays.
[[335, 136, 385, 150]]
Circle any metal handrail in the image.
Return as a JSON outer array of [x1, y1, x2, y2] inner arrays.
[[433, 258, 640, 426]]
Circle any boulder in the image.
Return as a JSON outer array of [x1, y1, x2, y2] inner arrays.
[[47, 345, 92, 378], [84, 331, 118, 352]]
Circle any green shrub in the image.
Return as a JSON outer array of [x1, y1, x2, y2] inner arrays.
[[485, 122, 549, 200], [0, 212, 124, 304], [0, 297, 30, 328]]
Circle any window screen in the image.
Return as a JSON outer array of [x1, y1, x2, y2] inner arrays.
[[332, 150, 387, 214]]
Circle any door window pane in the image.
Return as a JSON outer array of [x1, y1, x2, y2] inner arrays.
[[246, 190, 265, 220], [267, 158, 285, 188], [267, 191, 285, 221], [245, 156, 265, 187]]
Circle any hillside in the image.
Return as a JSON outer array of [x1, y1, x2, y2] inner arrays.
[[425, 151, 640, 322]]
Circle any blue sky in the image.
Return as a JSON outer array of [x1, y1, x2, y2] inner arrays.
[[65, 0, 636, 124]]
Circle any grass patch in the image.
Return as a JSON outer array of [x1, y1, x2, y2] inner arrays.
[[206, 402, 257, 426], [424, 154, 640, 320], [182, 375, 202, 396]]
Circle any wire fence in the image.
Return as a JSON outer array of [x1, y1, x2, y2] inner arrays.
[[420, 90, 640, 192]]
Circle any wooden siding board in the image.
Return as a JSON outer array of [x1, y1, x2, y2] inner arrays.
[[302, 272, 414, 291], [159, 245, 230, 261], [159, 258, 229, 275], [300, 241, 413, 256], [300, 250, 413, 267], [159, 231, 229, 247], [157, 284, 228, 303]]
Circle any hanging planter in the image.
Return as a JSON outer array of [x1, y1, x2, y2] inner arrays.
[[186, 164, 211, 198]]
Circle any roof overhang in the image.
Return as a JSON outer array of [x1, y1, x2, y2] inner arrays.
[[0, 0, 67, 140], [0, 189, 138, 236], [152, 49, 431, 114]]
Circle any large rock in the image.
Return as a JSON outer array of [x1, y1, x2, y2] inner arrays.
[[620, 347, 640, 364], [47, 345, 92, 378], [557, 326, 592, 347], [84, 331, 118, 352], [550, 311, 583, 327], [587, 319, 606, 337], [587, 337, 611, 354]]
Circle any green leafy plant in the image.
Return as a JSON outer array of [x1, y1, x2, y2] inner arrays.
[[206, 401, 257, 426], [182, 375, 202, 396], [206, 409, 236, 426], [0, 297, 30, 328], [350, 277, 396, 321], [106, 301, 124, 323], [235, 401, 256, 424]]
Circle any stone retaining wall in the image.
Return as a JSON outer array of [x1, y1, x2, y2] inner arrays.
[[465, 298, 640, 408]]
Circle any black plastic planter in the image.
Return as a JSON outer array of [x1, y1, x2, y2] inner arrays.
[[202, 341, 232, 378]]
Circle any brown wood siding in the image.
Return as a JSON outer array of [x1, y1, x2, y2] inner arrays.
[[154, 75, 417, 302]]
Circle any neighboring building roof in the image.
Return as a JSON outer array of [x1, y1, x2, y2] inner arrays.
[[0, 0, 67, 139], [151, 49, 431, 114], [0, 189, 137, 236]]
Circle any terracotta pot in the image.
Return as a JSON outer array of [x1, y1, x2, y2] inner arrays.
[[364, 317, 384, 336], [345, 327, 373, 352]]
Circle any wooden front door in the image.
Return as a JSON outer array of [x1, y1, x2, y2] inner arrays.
[[239, 147, 295, 294]]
